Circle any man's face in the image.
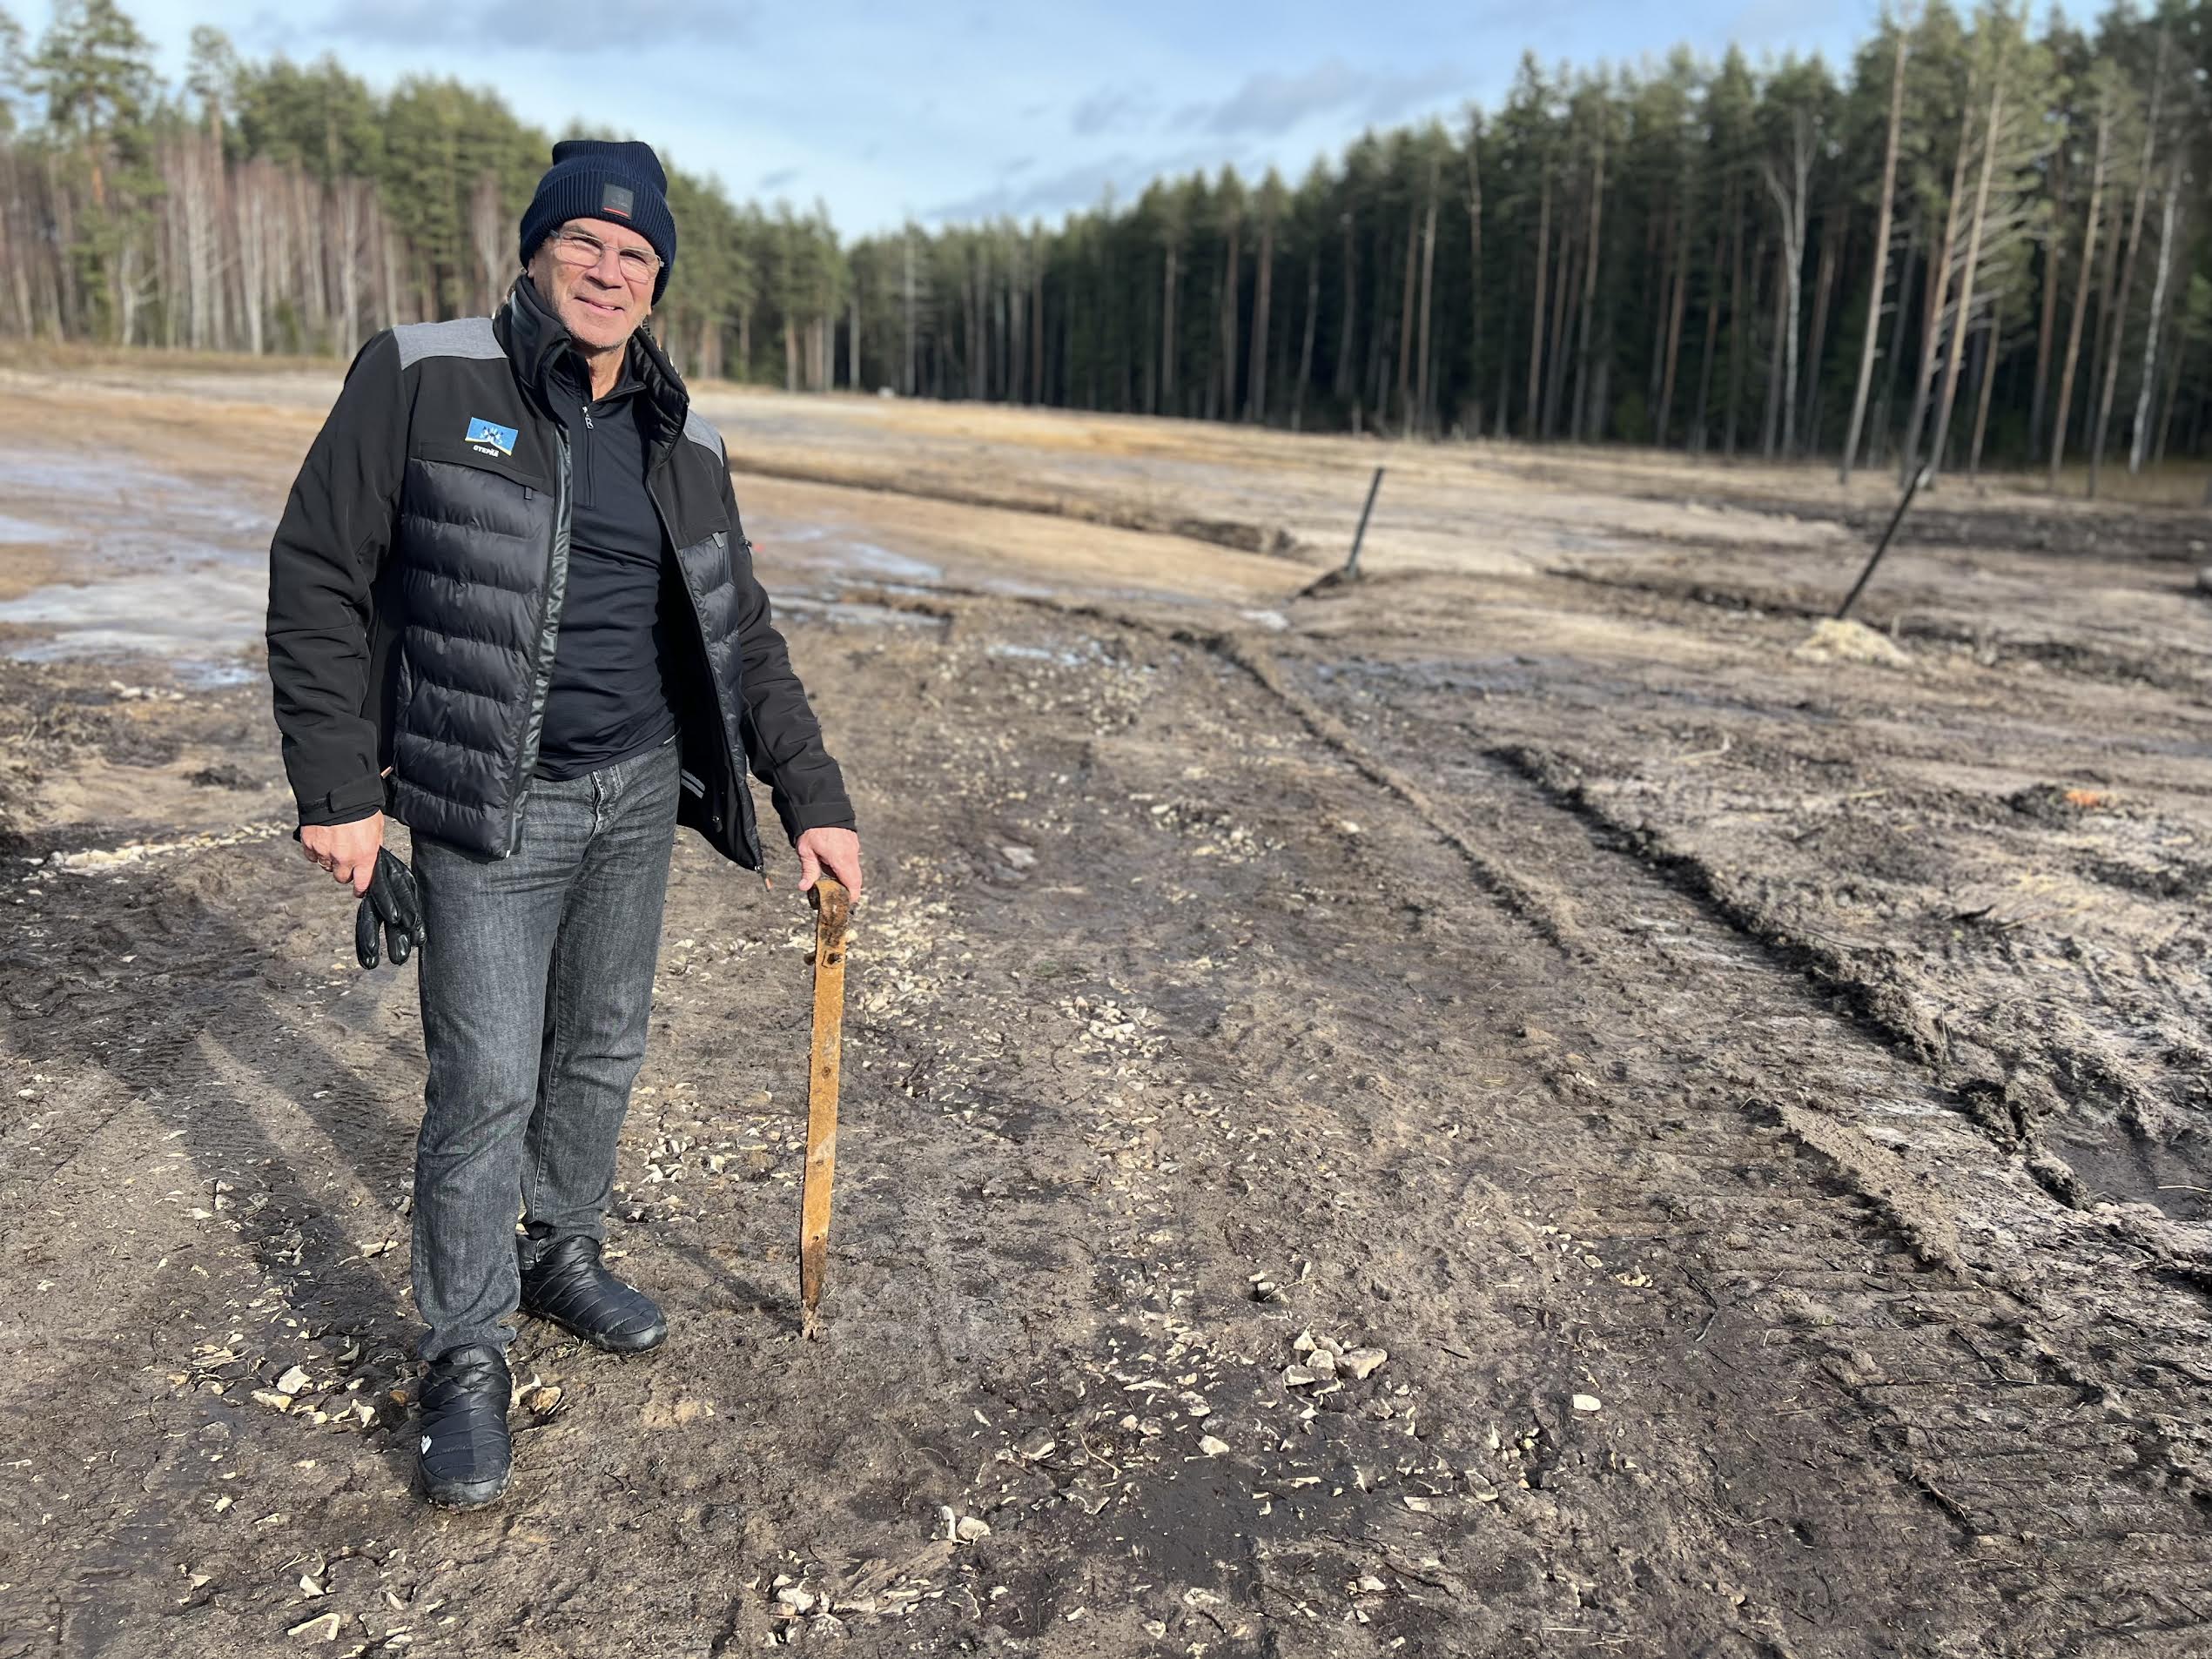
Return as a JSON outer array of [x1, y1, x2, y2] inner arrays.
[[525, 217, 657, 351]]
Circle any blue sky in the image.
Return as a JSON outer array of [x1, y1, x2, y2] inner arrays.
[[17, 0, 1883, 233]]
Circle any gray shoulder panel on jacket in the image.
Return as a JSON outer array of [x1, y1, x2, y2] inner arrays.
[[393, 315, 502, 370], [682, 408, 726, 461]]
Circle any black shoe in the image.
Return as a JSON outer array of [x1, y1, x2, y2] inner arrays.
[[415, 1343, 513, 1509], [519, 1235, 668, 1353]]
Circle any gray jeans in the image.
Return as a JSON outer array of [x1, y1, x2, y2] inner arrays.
[[408, 740, 679, 1361]]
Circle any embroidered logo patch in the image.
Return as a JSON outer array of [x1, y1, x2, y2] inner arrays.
[[465, 416, 517, 458], [601, 184, 634, 218]]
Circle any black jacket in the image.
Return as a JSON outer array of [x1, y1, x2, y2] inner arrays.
[[266, 276, 853, 871]]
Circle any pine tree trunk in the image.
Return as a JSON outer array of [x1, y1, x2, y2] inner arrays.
[[1760, 111, 1810, 459], [1160, 242, 1179, 411], [2089, 30, 2168, 497], [2083, 169, 2122, 447], [1801, 206, 1840, 454], [2151, 313, 2184, 465], [1219, 217, 1240, 420], [1929, 75, 2005, 482], [1525, 166, 1551, 438], [2047, 97, 2108, 487], [1968, 307, 2000, 474], [1395, 211, 1418, 430], [237, 165, 266, 356], [299, 174, 329, 344], [1334, 212, 1356, 406], [1544, 218, 1578, 439], [1870, 223, 1918, 468], [1572, 134, 1606, 441], [1204, 261, 1223, 421], [1247, 220, 1274, 420], [339, 179, 362, 355], [1692, 222, 1725, 452], [379, 213, 402, 334], [2027, 144, 2063, 461], [1647, 196, 1672, 413], [1465, 121, 1484, 438], [1657, 195, 1691, 447], [1899, 92, 1975, 478], [1294, 246, 1319, 432], [1725, 178, 1747, 454], [1415, 173, 1439, 433], [1761, 241, 1786, 459], [903, 231, 917, 395], [2128, 153, 2182, 474]]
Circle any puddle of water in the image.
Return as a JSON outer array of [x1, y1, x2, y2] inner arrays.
[[0, 444, 272, 682], [758, 523, 944, 587], [832, 540, 941, 582], [0, 449, 190, 498], [0, 513, 60, 543], [1, 568, 267, 685], [752, 522, 956, 629]]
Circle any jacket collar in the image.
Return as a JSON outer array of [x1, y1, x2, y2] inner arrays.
[[497, 273, 690, 455]]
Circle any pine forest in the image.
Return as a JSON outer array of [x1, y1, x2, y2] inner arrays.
[[1, 0, 2208, 490]]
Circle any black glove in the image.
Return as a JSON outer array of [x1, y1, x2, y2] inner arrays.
[[355, 848, 426, 969]]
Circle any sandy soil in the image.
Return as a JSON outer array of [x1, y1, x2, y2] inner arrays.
[[1, 365, 2209, 1659]]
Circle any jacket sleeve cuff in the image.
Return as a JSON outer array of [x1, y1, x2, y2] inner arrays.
[[777, 796, 858, 843], [296, 771, 389, 827]]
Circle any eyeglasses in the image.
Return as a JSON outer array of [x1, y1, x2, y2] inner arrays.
[[547, 225, 660, 286]]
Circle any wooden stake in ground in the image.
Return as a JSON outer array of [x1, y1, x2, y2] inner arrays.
[[800, 876, 850, 1340]]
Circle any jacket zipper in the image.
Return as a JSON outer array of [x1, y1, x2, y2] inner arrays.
[[501, 427, 572, 856], [581, 399, 595, 504]]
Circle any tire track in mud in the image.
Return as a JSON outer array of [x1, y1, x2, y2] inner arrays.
[[1218, 632, 2212, 1653], [817, 618, 1829, 1655], [1478, 735, 2212, 1219], [877, 592, 2212, 1649], [796, 593, 2212, 1652]]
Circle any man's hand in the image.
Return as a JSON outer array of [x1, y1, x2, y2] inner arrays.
[[794, 826, 862, 901], [300, 812, 386, 897]]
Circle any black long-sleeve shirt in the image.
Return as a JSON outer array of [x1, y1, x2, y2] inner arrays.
[[534, 346, 679, 781]]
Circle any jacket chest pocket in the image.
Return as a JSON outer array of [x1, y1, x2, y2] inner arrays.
[[405, 440, 549, 508], [400, 451, 555, 580]]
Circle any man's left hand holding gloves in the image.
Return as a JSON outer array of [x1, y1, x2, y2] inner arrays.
[[299, 812, 426, 970], [355, 848, 425, 968]]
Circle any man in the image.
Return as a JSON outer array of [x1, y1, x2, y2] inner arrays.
[[266, 138, 862, 1510]]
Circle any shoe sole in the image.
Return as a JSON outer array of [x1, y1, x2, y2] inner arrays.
[[420, 1466, 513, 1510], [521, 1305, 669, 1354]]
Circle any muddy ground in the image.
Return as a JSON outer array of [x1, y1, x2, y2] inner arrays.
[[0, 359, 2209, 1659]]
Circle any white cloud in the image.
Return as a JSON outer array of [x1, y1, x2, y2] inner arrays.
[[1181, 57, 1468, 138], [307, 0, 762, 50]]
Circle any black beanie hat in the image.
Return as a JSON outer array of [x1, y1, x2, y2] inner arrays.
[[519, 138, 678, 304]]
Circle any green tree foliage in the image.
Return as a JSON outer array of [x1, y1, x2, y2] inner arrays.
[[0, 0, 2205, 476]]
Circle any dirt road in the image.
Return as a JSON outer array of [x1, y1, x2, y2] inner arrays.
[[1, 362, 2209, 1658]]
